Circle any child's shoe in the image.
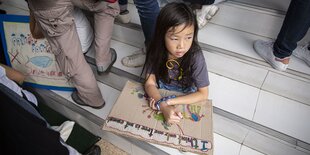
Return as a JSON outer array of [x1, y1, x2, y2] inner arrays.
[[196, 5, 219, 29], [254, 40, 290, 71], [116, 10, 131, 24], [293, 44, 310, 67]]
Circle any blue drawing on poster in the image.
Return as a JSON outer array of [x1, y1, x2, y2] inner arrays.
[[29, 56, 53, 68]]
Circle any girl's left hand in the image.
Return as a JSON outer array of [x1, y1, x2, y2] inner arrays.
[[148, 97, 157, 110]]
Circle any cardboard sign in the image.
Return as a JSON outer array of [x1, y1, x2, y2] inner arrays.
[[0, 14, 74, 91], [103, 81, 213, 154]]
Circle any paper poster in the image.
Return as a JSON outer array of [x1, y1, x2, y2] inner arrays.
[[103, 81, 213, 154], [0, 15, 74, 90]]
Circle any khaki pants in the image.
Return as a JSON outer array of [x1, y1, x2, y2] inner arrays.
[[28, 0, 119, 106]]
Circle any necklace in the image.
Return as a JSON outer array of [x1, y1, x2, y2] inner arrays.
[[166, 59, 183, 81]]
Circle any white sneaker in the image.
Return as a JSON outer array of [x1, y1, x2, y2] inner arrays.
[[121, 48, 146, 68], [116, 10, 131, 24], [196, 5, 219, 29], [293, 44, 310, 67], [253, 40, 290, 71]]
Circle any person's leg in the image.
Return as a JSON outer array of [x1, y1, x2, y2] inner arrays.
[[133, 0, 159, 45], [121, 0, 159, 68], [254, 0, 310, 71], [74, 0, 119, 73], [117, 0, 131, 23], [28, 0, 104, 107], [189, 0, 220, 29], [73, 7, 94, 54], [92, 2, 119, 73], [119, 0, 128, 5], [119, 0, 128, 13], [274, 0, 310, 58]]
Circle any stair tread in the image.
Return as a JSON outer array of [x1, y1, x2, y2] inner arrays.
[[84, 39, 310, 145], [229, 0, 290, 12], [2, 0, 310, 154], [124, 2, 310, 76]]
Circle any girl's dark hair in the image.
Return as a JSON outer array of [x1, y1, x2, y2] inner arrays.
[[143, 2, 201, 89]]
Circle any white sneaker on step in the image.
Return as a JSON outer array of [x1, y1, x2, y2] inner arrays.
[[253, 40, 290, 71], [116, 10, 131, 24], [196, 5, 219, 29], [121, 48, 146, 68], [293, 44, 310, 67]]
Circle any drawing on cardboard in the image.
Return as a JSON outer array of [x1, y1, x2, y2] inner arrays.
[[0, 15, 74, 90], [103, 81, 214, 154]]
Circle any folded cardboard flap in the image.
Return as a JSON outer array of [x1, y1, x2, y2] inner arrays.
[[102, 81, 213, 155]]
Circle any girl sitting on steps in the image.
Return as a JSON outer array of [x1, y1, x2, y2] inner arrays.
[[143, 2, 210, 124]]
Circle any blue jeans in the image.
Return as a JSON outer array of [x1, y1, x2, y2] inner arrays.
[[158, 80, 197, 93], [274, 0, 310, 58], [133, 0, 160, 45]]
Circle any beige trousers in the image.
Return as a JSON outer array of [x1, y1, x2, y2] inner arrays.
[[28, 0, 119, 106]]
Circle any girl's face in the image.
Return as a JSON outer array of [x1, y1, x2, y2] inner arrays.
[[165, 24, 194, 59]]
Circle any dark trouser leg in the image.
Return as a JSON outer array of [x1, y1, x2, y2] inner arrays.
[[133, 0, 160, 46], [118, 0, 128, 5], [274, 0, 310, 58]]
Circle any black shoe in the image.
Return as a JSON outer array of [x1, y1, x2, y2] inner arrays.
[[71, 91, 105, 109], [0, 9, 6, 14], [120, 9, 129, 15], [84, 145, 101, 155], [97, 48, 117, 75]]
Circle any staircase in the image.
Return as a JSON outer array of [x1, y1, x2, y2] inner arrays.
[[110, 0, 310, 154], [1, 0, 310, 155]]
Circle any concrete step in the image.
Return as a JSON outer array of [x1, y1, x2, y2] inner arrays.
[[92, 39, 310, 150], [229, 0, 290, 12], [2, 0, 310, 154], [44, 60, 310, 155], [121, 1, 310, 76], [112, 2, 310, 147], [112, 0, 310, 132]]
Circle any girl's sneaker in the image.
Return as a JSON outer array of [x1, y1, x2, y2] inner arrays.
[[116, 10, 131, 24], [196, 5, 219, 29]]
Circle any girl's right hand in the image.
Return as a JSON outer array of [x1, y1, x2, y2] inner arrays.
[[160, 103, 183, 124]]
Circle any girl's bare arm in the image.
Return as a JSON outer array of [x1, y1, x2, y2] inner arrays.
[[144, 74, 162, 102], [144, 74, 182, 123], [166, 86, 209, 106]]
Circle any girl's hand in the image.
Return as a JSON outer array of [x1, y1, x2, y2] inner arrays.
[[160, 102, 183, 124], [148, 97, 157, 110]]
